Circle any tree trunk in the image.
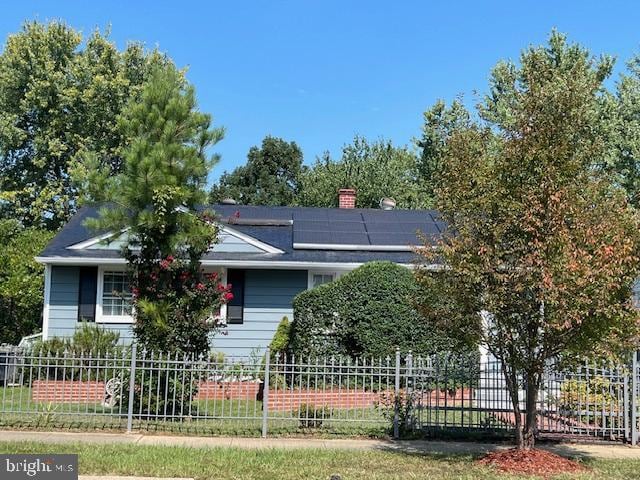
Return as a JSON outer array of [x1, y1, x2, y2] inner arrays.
[[501, 361, 524, 448], [522, 374, 540, 450]]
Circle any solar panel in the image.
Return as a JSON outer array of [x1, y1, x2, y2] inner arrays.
[[293, 210, 329, 221], [361, 211, 432, 223], [294, 230, 370, 245], [367, 232, 420, 245]]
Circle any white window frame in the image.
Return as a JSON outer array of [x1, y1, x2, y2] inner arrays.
[[219, 268, 228, 322], [307, 270, 339, 289], [96, 266, 134, 324]]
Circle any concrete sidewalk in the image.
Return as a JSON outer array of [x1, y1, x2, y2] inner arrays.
[[0, 430, 639, 460]]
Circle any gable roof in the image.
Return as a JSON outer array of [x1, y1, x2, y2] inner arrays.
[[37, 204, 445, 266]]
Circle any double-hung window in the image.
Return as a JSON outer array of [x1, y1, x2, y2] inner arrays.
[[98, 270, 133, 323]]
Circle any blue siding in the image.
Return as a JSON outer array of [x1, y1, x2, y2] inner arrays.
[[211, 269, 307, 357], [47, 266, 133, 343], [46, 266, 307, 355]]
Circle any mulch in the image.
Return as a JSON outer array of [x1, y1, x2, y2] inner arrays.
[[477, 448, 587, 478]]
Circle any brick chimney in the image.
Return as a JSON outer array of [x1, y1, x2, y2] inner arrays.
[[338, 188, 356, 209]]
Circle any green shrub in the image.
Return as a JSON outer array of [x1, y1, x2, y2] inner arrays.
[[71, 323, 121, 355], [290, 261, 458, 358], [31, 337, 69, 357], [123, 367, 196, 418], [29, 324, 123, 381], [295, 402, 326, 428], [31, 323, 121, 357], [269, 316, 291, 356]]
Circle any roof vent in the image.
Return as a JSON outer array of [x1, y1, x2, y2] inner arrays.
[[221, 198, 237, 205], [379, 197, 396, 210]]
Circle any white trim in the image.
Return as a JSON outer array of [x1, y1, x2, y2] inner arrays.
[[219, 267, 228, 322], [200, 260, 374, 270], [35, 257, 127, 265], [66, 225, 283, 254], [42, 264, 52, 340], [36, 256, 442, 271], [200, 260, 436, 270], [67, 229, 130, 250], [293, 243, 413, 251], [221, 226, 284, 254], [96, 266, 134, 324]]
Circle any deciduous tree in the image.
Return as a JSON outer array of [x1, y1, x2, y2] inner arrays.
[[0, 21, 171, 229], [299, 136, 428, 209], [0, 220, 53, 344], [210, 136, 304, 206], [414, 32, 640, 450]]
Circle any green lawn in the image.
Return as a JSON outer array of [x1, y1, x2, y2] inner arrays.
[[0, 385, 511, 438], [0, 441, 637, 479]]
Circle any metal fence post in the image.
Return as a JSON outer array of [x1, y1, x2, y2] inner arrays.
[[262, 347, 271, 438], [393, 347, 401, 439], [126, 343, 137, 434], [632, 351, 638, 446], [406, 351, 413, 431]]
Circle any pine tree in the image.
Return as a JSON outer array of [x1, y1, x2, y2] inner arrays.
[[89, 65, 230, 355]]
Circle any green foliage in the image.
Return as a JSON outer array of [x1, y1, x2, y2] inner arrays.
[[299, 136, 429, 209], [609, 53, 640, 208], [415, 99, 471, 199], [31, 337, 69, 358], [559, 377, 619, 410], [210, 136, 304, 206], [30, 324, 122, 381], [32, 323, 121, 357], [87, 64, 228, 355], [0, 20, 172, 229], [124, 367, 197, 418], [414, 31, 640, 448], [70, 323, 121, 355], [290, 262, 457, 358], [269, 317, 291, 355], [295, 403, 326, 428], [0, 219, 53, 344]]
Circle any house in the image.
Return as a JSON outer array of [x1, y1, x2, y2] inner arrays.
[[35, 189, 445, 357]]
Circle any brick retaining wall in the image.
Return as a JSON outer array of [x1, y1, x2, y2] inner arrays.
[[31, 379, 471, 411], [195, 381, 261, 400], [31, 380, 105, 403]]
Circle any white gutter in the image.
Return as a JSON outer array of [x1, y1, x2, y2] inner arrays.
[[35, 256, 442, 271], [35, 257, 127, 265]]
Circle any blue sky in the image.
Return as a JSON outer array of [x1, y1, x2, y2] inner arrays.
[[1, 1, 640, 184]]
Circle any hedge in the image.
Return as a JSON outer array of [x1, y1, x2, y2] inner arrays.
[[289, 261, 459, 358]]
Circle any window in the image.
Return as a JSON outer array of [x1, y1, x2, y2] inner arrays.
[[308, 271, 337, 289], [226, 269, 245, 324], [77, 267, 98, 322], [98, 270, 133, 322]]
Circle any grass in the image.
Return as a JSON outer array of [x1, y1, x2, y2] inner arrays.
[[0, 441, 638, 479], [0, 385, 512, 438]]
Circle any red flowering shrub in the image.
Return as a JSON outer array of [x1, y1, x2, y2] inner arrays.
[[129, 249, 232, 356]]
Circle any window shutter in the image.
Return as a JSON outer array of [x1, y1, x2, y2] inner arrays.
[[227, 269, 245, 324], [78, 267, 98, 322]]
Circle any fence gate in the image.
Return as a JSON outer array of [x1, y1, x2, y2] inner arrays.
[[409, 352, 639, 444]]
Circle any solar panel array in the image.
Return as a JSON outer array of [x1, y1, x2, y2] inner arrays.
[[292, 209, 444, 248], [212, 205, 446, 249]]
